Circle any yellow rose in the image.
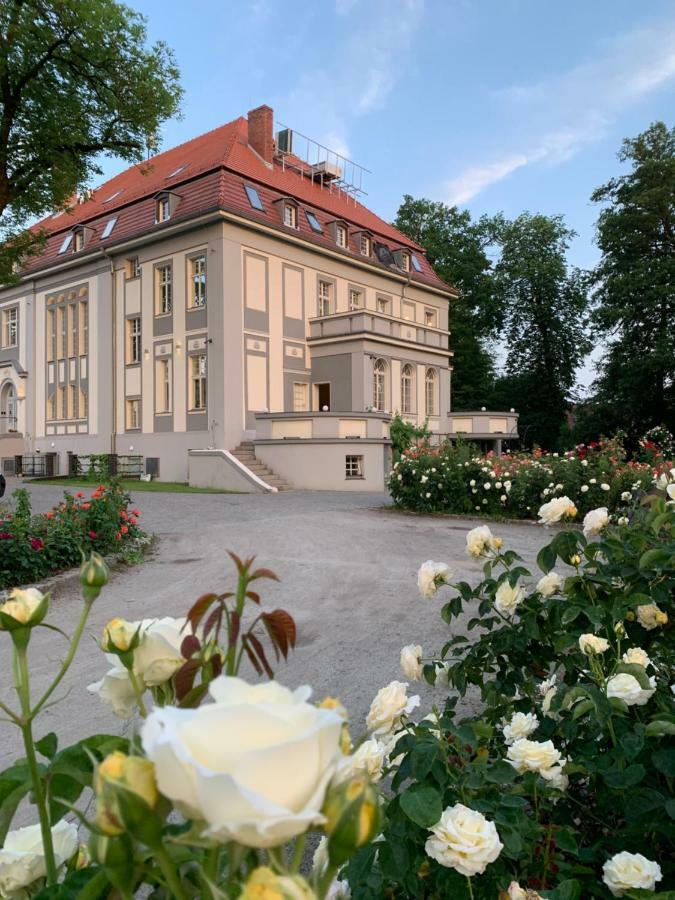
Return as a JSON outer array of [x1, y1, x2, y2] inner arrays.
[[96, 751, 158, 835], [241, 867, 316, 900], [101, 618, 136, 652], [0, 588, 47, 627]]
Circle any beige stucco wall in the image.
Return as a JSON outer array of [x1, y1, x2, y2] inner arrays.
[[254, 439, 390, 491]]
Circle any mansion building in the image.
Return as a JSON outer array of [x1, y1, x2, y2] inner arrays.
[[0, 105, 516, 490]]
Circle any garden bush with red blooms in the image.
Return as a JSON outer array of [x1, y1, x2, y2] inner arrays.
[[0, 481, 145, 589], [389, 432, 674, 521]]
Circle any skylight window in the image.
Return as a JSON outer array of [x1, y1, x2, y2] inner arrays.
[[411, 253, 423, 273], [104, 190, 123, 203], [167, 165, 187, 178], [305, 211, 323, 233], [58, 234, 73, 254], [244, 185, 264, 211], [101, 217, 117, 239]]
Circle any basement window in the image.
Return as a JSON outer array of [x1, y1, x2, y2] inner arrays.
[[346, 454, 364, 479], [244, 184, 264, 211]]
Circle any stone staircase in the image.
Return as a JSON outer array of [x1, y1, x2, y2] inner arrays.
[[230, 441, 292, 491]]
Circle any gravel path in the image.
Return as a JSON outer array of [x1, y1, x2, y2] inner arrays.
[[0, 480, 552, 776]]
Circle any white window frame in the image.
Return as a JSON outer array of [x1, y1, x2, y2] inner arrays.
[[3, 307, 18, 347], [292, 382, 309, 412], [156, 265, 173, 315], [424, 308, 438, 328], [401, 364, 414, 415], [317, 280, 332, 316], [359, 233, 371, 256], [376, 296, 390, 315], [73, 230, 84, 252], [189, 255, 207, 309], [127, 317, 141, 364], [400, 252, 410, 272], [336, 224, 347, 248], [156, 196, 170, 223], [348, 288, 363, 311], [373, 358, 387, 412], [189, 354, 207, 411], [283, 203, 297, 228], [156, 358, 172, 413], [345, 454, 364, 479], [425, 367, 438, 417], [126, 398, 140, 430]]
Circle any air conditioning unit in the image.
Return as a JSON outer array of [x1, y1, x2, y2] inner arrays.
[[310, 161, 342, 182]]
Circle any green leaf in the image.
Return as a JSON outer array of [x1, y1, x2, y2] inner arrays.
[[555, 828, 579, 855], [35, 732, 58, 760], [652, 748, 675, 777], [561, 605, 582, 625], [483, 760, 518, 784], [604, 764, 645, 789], [400, 784, 443, 828], [33, 867, 109, 899], [645, 721, 675, 737], [537, 542, 557, 573], [549, 879, 582, 900], [624, 788, 664, 822], [410, 739, 440, 780], [615, 662, 653, 690], [638, 548, 672, 570]]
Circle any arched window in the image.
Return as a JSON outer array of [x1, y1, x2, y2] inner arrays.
[[401, 364, 414, 415], [425, 368, 438, 416], [373, 358, 387, 411], [0, 381, 17, 433]]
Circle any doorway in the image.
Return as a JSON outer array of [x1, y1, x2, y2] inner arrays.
[[314, 382, 331, 411]]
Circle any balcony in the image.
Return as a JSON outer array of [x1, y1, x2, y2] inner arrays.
[[308, 309, 450, 351], [429, 411, 520, 454]]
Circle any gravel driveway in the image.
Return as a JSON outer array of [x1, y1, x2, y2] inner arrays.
[[0, 480, 552, 775]]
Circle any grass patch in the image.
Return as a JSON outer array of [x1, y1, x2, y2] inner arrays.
[[26, 478, 236, 494]]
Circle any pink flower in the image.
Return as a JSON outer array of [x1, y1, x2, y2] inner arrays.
[[89, 531, 97, 540], [30, 538, 44, 551]]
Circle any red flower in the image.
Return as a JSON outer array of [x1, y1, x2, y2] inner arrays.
[[45, 511, 54, 519], [120, 525, 129, 535], [129, 516, 138, 525], [89, 531, 97, 540], [132, 509, 141, 517], [31, 538, 44, 551], [0, 532, 12, 540], [76, 491, 84, 499], [120, 510, 128, 521], [81, 502, 91, 510]]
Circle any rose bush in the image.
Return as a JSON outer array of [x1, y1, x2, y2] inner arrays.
[[388, 434, 673, 521], [0, 481, 146, 589], [345, 478, 674, 898]]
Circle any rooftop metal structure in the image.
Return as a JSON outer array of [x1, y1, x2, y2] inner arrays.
[[274, 122, 371, 203]]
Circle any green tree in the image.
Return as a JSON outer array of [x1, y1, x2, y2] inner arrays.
[[590, 122, 675, 440], [0, 0, 182, 279], [393, 196, 498, 410], [491, 213, 590, 449]]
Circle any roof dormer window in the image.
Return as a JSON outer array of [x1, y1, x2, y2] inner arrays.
[[359, 233, 371, 257], [74, 230, 84, 251], [58, 234, 73, 254], [156, 195, 171, 223], [336, 223, 347, 249], [400, 251, 410, 271], [283, 202, 297, 228]]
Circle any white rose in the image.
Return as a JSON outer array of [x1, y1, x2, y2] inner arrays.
[[583, 507, 609, 537], [469, 479, 476, 487], [601, 483, 610, 491], [606, 673, 656, 706], [590, 478, 597, 484], [581, 459, 588, 466], [637, 603, 668, 630], [141, 676, 342, 848], [507, 739, 565, 775], [578, 633, 609, 655], [538, 675, 556, 696], [621, 491, 632, 501], [87, 667, 138, 719], [502, 712, 538, 745], [539, 765, 568, 791], [0, 820, 77, 896], [494, 581, 524, 618], [483, 482, 491, 490], [508, 883, 543, 900], [367, 681, 420, 735], [536, 572, 563, 598], [336, 738, 387, 784], [537, 496, 576, 525], [622, 647, 650, 668], [618, 516, 629, 525], [400, 644, 423, 681], [465, 525, 494, 558], [541, 687, 557, 719], [602, 851, 662, 896], [326, 879, 351, 899], [417, 561, 452, 599], [580, 484, 589, 493], [425, 804, 502, 876]]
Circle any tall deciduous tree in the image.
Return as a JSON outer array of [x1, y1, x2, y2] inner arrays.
[[590, 122, 675, 439], [0, 0, 182, 278], [393, 196, 499, 411], [491, 213, 590, 448]]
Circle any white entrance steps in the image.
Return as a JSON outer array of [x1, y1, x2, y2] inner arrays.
[[230, 441, 292, 491]]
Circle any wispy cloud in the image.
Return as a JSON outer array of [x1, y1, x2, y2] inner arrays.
[[280, 0, 424, 160], [445, 15, 675, 204]]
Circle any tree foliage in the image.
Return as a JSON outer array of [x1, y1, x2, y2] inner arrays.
[[393, 196, 499, 410], [0, 0, 182, 279], [589, 122, 675, 440], [490, 213, 590, 448]]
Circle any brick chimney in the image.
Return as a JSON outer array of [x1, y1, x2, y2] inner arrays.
[[248, 105, 274, 164]]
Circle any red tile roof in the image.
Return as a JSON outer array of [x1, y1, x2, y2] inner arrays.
[[24, 114, 453, 293]]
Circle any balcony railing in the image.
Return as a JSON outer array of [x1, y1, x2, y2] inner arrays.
[[308, 309, 449, 350]]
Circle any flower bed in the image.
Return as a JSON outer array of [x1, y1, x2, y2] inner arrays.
[[0, 482, 145, 589], [388, 435, 673, 520]]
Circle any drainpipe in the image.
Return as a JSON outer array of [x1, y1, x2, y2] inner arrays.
[[104, 252, 116, 454]]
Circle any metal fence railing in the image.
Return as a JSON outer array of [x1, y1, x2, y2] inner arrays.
[[15, 454, 59, 477]]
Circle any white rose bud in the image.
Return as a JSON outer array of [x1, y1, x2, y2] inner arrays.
[[602, 851, 662, 896], [578, 633, 609, 655], [425, 804, 502, 876], [400, 644, 423, 681]]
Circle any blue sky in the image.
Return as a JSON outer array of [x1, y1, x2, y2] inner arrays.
[[102, 0, 675, 385]]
